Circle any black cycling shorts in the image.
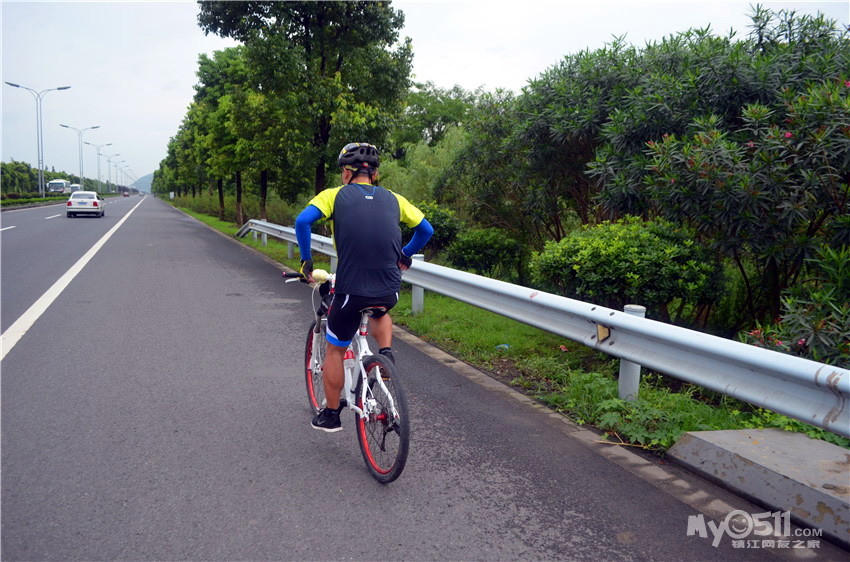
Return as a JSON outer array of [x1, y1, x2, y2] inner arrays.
[[326, 292, 399, 347]]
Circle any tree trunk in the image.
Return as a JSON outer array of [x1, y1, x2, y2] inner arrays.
[[765, 258, 781, 321], [217, 178, 225, 221], [313, 115, 332, 195], [260, 169, 268, 221], [235, 171, 244, 226]]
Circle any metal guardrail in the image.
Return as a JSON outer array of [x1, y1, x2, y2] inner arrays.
[[237, 219, 850, 438]]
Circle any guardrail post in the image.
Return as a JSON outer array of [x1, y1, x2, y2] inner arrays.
[[261, 232, 268, 246], [287, 241, 294, 260], [330, 257, 338, 272], [618, 304, 646, 401], [412, 254, 425, 314], [252, 230, 258, 242]]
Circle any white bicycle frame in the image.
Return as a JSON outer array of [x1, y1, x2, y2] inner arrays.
[[299, 271, 400, 421]]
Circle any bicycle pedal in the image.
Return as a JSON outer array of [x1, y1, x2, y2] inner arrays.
[[338, 399, 348, 409]]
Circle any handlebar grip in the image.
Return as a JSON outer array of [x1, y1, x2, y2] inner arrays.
[[282, 271, 304, 279], [311, 269, 330, 283]]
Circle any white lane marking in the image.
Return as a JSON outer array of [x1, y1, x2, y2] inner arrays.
[[1, 197, 146, 361], [44, 214, 62, 220], [1, 226, 17, 232]]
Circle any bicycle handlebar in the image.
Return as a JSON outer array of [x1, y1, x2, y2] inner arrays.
[[282, 269, 331, 283]]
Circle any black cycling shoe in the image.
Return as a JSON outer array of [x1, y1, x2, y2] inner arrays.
[[378, 347, 395, 364], [311, 407, 343, 433]]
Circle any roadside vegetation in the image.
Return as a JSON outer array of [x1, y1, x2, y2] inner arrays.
[[174, 205, 850, 452]]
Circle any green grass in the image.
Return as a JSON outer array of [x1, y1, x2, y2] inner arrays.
[[173, 203, 850, 453]]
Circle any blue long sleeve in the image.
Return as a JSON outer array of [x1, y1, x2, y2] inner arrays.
[[295, 205, 323, 260], [403, 218, 434, 257]]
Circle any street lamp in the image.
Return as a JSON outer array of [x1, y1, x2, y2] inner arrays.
[[115, 160, 126, 191], [59, 124, 99, 190], [105, 153, 120, 192], [84, 141, 112, 193], [4, 82, 71, 197]]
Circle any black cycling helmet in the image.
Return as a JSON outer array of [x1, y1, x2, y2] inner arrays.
[[337, 142, 380, 172]]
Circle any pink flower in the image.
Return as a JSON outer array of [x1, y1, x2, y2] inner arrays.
[[784, 132, 793, 138], [845, 80, 850, 87], [797, 338, 807, 346], [746, 141, 756, 148]]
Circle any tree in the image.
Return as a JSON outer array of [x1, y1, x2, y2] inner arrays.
[[516, 37, 643, 224], [436, 90, 579, 247], [645, 78, 849, 321], [197, 0, 412, 195], [389, 82, 476, 156], [0, 161, 37, 193]]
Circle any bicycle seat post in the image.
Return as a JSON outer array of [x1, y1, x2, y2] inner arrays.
[[359, 311, 369, 338]]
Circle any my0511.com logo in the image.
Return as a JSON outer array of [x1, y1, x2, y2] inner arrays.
[[687, 510, 823, 549]]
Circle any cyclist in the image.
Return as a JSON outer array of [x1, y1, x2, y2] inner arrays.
[[295, 142, 434, 432]]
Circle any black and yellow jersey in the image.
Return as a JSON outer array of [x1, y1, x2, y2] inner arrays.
[[299, 183, 425, 297]]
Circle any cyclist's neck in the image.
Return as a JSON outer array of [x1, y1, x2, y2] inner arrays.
[[350, 174, 372, 186]]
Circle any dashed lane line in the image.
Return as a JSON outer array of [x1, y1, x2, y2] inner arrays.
[[1, 197, 146, 361]]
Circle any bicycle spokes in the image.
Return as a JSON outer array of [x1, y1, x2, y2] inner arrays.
[[355, 356, 410, 484]]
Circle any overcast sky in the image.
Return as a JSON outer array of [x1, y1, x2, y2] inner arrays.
[[2, 1, 847, 184]]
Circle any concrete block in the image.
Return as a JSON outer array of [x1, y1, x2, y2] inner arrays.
[[668, 428, 850, 547]]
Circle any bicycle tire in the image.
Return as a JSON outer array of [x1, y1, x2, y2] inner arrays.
[[304, 319, 327, 414], [355, 355, 410, 484]]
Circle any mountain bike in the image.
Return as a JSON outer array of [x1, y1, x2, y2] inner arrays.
[[283, 269, 410, 484]]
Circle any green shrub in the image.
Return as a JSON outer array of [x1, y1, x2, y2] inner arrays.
[[530, 216, 724, 322], [445, 227, 526, 280], [400, 200, 462, 258]]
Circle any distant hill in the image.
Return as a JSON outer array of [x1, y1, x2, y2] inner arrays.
[[133, 173, 153, 191]]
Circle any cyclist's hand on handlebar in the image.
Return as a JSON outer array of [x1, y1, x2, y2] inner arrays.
[[398, 253, 413, 271], [300, 259, 314, 283]]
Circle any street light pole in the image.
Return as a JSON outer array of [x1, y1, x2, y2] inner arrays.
[[105, 153, 120, 192], [84, 141, 112, 193], [116, 160, 126, 191], [59, 124, 99, 190], [4, 82, 71, 197]]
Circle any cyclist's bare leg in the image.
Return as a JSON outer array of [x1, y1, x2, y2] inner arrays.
[[323, 343, 346, 409], [369, 314, 393, 349]]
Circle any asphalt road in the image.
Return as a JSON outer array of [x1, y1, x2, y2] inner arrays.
[[1, 198, 844, 560]]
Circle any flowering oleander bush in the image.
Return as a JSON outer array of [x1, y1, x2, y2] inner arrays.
[[739, 246, 850, 368]]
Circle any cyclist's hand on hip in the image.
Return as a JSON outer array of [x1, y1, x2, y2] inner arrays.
[[398, 253, 412, 271]]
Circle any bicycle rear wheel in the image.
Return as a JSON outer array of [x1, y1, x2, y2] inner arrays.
[[355, 355, 410, 484], [304, 319, 327, 414]]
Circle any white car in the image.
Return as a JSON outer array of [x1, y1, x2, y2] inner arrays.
[[66, 191, 106, 218]]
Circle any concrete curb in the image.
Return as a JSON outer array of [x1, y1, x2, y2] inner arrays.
[[668, 428, 850, 548]]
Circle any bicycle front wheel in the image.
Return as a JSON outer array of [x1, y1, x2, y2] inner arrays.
[[304, 319, 327, 414], [355, 355, 410, 484]]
